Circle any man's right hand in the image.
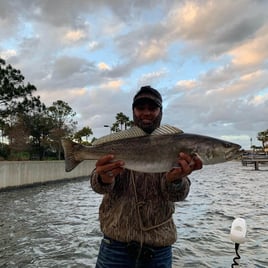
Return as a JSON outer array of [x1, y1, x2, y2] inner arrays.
[[95, 155, 125, 184]]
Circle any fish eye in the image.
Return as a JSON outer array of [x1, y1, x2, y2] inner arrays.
[[224, 143, 232, 148]]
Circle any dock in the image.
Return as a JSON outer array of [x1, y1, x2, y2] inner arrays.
[[241, 153, 268, 170]]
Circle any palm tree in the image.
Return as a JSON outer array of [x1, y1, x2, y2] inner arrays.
[[257, 129, 268, 149], [111, 122, 120, 133], [115, 112, 130, 131]]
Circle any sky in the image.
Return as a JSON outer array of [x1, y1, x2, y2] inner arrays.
[[1, 0, 268, 149]]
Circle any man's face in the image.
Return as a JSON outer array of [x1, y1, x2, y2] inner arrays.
[[133, 100, 162, 133]]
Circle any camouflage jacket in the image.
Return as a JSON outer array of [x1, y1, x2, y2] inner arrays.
[[90, 169, 190, 247]]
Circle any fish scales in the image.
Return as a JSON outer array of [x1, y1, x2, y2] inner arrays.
[[62, 125, 241, 173]]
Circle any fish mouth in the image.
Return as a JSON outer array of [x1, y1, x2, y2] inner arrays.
[[225, 147, 242, 161]]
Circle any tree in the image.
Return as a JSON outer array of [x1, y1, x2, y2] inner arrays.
[[47, 100, 77, 159], [110, 112, 133, 133], [24, 109, 54, 160], [126, 119, 134, 129], [115, 112, 130, 130], [109, 112, 134, 133], [0, 58, 45, 156], [0, 119, 8, 145], [0, 58, 80, 160], [257, 129, 268, 149], [7, 116, 30, 159], [74, 126, 93, 144], [0, 58, 40, 119], [111, 122, 120, 133]]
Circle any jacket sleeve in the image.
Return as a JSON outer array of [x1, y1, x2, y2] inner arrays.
[[162, 175, 191, 202], [90, 168, 115, 194]]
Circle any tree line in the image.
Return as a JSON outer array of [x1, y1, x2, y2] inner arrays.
[[0, 58, 132, 161]]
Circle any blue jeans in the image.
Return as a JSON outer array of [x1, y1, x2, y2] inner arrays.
[[95, 237, 172, 268]]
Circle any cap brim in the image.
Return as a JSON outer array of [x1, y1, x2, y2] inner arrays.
[[133, 97, 161, 108]]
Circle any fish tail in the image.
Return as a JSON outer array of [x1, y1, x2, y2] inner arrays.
[[61, 139, 82, 172]]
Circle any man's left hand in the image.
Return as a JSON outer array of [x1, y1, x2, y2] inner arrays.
[[166, 152, 203, 183]]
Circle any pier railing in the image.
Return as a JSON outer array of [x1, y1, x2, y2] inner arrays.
[[241, 153, 268, 170]]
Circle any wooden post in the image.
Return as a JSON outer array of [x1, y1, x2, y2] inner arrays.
[[254, 161, 259, 170]]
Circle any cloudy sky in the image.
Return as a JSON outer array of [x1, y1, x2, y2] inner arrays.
[[1, 0, 268, 149]]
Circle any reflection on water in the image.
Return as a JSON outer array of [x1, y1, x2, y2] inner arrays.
[[0, 162, 267, 268]]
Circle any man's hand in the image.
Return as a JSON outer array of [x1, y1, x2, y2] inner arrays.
[[95, 155, 125, 184], [166, 152, 203, 183]]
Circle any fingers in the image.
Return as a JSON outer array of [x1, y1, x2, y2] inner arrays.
[[166, 152, 203, 183], [166, 167, 183, 182], [178, 152, 203, 171], [95, 154, 115, 166], [95, 155, 125, 184], [192, 154, 203, 170]]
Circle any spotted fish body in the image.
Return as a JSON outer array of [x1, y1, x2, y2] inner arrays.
[[61, 125, 241, 173]]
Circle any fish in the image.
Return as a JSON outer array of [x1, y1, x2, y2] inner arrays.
[[61, 125, 241, 173]]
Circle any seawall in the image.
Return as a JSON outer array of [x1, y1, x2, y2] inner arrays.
[[0, 160, 96, 190]]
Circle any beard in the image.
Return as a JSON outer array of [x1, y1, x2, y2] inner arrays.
[[133, 110, 162, 134]]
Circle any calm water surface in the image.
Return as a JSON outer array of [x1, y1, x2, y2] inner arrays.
[[0, 162, 267, 268]]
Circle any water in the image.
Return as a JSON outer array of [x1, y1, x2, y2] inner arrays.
[[0, 162, 267, 268]]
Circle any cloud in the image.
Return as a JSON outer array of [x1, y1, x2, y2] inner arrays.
[[138, 69, 168, 86], [229, 24, 268, 67], [176, 79, 197, 90], [163, 0, 268, 57], [0, 49, 17, 59], [88, 41, 100, 51], [63, 29, 87, 43], [97, 62, 111, 71]]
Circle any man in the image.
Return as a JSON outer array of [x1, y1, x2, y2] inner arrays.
[[90, 86, 202, 268]]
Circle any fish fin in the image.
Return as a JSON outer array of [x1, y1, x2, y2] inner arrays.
[[61, 139, 82, 172], [151, 125, 184, 135], [92, 126, 147, 145], [92, 125, 183, 145]]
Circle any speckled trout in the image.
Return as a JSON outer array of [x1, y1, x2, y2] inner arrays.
[[61, 125, 241, 173]]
